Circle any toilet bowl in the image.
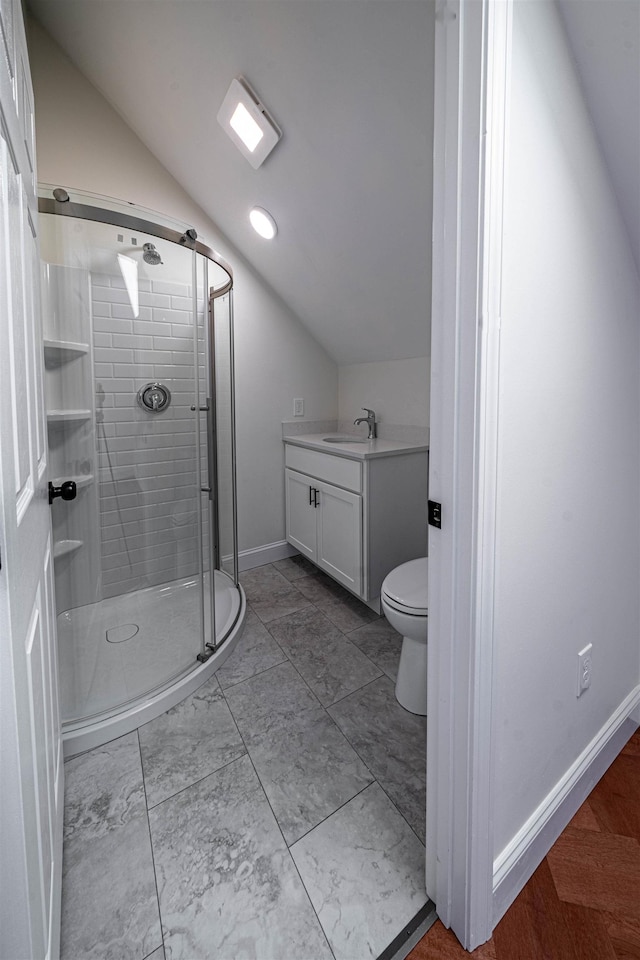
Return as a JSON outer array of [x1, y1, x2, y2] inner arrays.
[[381, 557, 428, 716]]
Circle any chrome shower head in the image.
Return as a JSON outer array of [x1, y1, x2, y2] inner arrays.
[[142, 242, 162, 265]]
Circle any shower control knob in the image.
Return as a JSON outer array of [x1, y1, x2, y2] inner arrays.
[[48, 480, 77, 505], [137, 381, 171, 413]]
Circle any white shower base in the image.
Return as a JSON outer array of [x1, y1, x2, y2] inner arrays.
[[58, 569, 246, 758]]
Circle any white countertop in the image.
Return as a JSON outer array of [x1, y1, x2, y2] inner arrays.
[[284, 432, 429, 461]]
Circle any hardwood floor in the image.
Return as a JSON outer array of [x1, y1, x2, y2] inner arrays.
[[408, 728, 640, 959]]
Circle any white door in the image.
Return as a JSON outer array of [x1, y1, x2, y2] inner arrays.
[[0, 2, 64, 958], [285, 468, 318, 560], [315, 480, 362, 595]]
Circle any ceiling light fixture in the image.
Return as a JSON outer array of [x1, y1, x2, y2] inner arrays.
[[217, 77, 282, 169], [249, 207, 278, 240]]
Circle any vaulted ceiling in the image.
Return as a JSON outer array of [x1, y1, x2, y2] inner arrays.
[[27, 1, 639, 366], [27, 0, 435, 366], [558, 0, 640, 273]]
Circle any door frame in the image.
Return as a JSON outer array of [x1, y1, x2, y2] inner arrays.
[[426, 0, 512, 949]]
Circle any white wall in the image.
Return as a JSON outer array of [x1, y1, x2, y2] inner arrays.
[[28, 18, 338, 556], [338, 357, 430, 435], [492, 0, 640, 858]]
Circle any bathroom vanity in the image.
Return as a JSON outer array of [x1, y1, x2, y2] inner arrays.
[[284, 434, 428, 609]]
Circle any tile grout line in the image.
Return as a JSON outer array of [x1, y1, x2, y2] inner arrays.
[[137, 727, 166, 960], [219, 598, 425, 953], [326, 669, 386, 708], [326, 692, 427, 848], [246, 762, 336, 959], [245, 561, 383, 635], [218, 681, 338, 960], [287, 778, 379, 850], [222, 607, 422, 856], [369, 780, 426, 851], [222, 583, 397, 728], [241, 589, 426, 848], [217, 610, 290, 693], [252, 639, 389, 840], [143, 748, 249, 812], [324, 704, 426, 849], [257, 595, 388, 707]]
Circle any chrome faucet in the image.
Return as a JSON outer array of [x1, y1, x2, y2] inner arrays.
[[353, 407, 377, 440]]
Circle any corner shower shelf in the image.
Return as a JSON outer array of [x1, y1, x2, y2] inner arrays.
[[44, 339, 90, 363], [46, 410, 92, 424], [53, 539, 83, 560]]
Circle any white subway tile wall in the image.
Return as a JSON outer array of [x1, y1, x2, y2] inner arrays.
[[92, 274, 210, 600]]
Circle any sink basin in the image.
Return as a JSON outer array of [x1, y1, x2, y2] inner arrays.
[[322, 436, 368, 444]]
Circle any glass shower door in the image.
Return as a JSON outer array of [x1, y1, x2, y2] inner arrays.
[[195, 280, 240, 654], [210, 286, 238, 583], [40, 207, 208, 724]]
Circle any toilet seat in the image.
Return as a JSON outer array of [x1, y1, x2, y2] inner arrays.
[[382, 593, 427, 617], [381, 558, 428, 616]]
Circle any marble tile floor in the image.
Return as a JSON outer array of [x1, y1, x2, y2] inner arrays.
[[60, 556, 428, 960]]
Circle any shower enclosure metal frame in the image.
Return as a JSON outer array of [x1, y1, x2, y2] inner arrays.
[[40, 189, 246, 757], [39, 196, 233, 298]]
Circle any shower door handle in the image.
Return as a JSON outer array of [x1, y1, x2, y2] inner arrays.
[[205, 400, 216, 502], [192, 402, 214, 499]]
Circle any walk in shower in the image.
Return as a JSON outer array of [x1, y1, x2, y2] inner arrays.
[[39, 186, 246, 756]]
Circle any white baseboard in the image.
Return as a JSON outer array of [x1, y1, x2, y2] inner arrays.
[[237, 540, 298, 571], [492, 685, 640, 925]]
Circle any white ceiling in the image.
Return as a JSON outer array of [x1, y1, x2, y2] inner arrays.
[[27, 0, 435, 366], [27, 1, 639, 366], [558, 0, 640, 273]]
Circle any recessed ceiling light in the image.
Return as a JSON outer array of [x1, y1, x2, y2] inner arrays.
[[217, 78, 282, 169], [249, 207, 277, 240]]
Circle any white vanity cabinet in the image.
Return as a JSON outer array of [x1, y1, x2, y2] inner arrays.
[[284, 438, 428, 607], [286, 466, 363, 594]]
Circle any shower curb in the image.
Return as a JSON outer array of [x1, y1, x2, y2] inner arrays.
[[62, 585, 246, 759]]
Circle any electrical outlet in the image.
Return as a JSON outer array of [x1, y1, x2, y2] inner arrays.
[[577, 644, 593, 696], [293, 398, 304, 417]]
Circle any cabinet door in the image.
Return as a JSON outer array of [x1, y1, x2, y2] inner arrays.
[[316, 480, 362, 595], [285, 469, 317, 560]]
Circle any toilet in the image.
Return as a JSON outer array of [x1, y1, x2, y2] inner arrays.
[[381, 557, 428, 716]]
